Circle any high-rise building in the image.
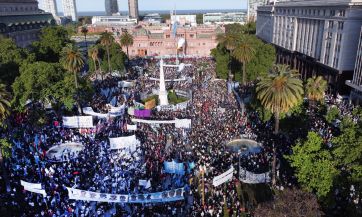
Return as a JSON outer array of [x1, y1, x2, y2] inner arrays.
[[347, 27, 362, 103], [256, 0, 362, 94], [105, 0, 119, 15], [62, 0, 77, 21], [128, 0, 139, 19], [0, 0, 55, 47], [39, 0, 58, 18], [247, 0, 267, 21]]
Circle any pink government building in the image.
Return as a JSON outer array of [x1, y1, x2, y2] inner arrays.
[[86, 24, 225, 57]]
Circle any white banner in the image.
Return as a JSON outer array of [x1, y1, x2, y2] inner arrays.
[[239, 168, 271, 184], [67, 187, 128, 203], [21, 180, 46, 196], [83, 107, 108, 118], [131, 118, 191, 129], [63, 116, 93, 128], [118, 81, 135, 88], [127, 124, 137, 131], [21, 180, 42, 190], [156, 100, 190, 111], [139, 179, 151, 189], [67, 187, 184, 203], [175, 118, 191, 129], [212, 167, 234, 187], [109, 135, 140, 151]]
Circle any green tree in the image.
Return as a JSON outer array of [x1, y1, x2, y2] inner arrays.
[[120, 31, 134, 59], [256, 65, 304, 186], [256, 65, 304, 134], [216, 32, 239, 78], [213, 34, 275, 83], [0, 138, 12, 188], [12, 62, 64, 109], [100, 31, 114, 73], [332, 119, 362, 189], [211, 45, 229, 80], [254, 188, 323, 217], [60, 44, 85, 113], [245, 36, 276, 81], [120, 31, 134, 73], [0, 38, 29, 85], [287, 132, 339, 198], [0, 83, 11, 125], [81, 26, 89, 50], [88, 45, 101, 78], [325, 106, 340, 123], [31, 26, 72, 62], [232, 35, 256, 85], [306, 76, 327, 109], [89, 43, 126, 75]]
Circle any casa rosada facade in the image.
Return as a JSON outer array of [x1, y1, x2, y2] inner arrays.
[[85, 25, 225, 57]]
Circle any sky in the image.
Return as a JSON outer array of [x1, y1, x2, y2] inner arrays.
[[52, 0, 246, 12]]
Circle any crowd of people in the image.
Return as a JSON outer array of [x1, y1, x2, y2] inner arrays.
[[1, 56, 358, 217]]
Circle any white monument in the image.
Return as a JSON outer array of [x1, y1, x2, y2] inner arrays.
[[159, 59, 169, 105]]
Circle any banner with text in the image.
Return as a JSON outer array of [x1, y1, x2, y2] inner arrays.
[[212, 167, 234, 187], [164, 160, 185, 175], [67, 187, 184, 203], [63, 116, 93, 128], [109, 135, 140, 151], [239, 168, 271, 184]]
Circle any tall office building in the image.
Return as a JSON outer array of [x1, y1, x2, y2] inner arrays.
[[39, 0, 58, 18], [62, 0, 77, 21], [0, 0, 55, 47], [247, 0, 267, 21], [347, 27, 362, 103], [128, 0, 139, 19], [105, 0, 119, 15], [256, 0, 362, 94]]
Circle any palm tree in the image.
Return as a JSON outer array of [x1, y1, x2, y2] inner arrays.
[[88, 45, 99, 76], [120, 31, 134, 60], [256, 64, 304, 186], [60, 44, 85, 113], [81, 26, 89, 51], [0, 83, 11, 125], [120, 31, 134, 74], [216, 33, 238, 77], [232, 36, 256, 85], [306, 76, 327, 109], [100, 31, 114, 74]]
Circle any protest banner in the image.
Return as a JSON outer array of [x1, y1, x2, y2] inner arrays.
[[126, 124, 137, 131], [109, 135, 140, 151], [66, 187, 184, 203], [212, 167, 234, 187], [164, 160, 185, 175], [21, 180, 46, 196], [239, 168, 271, 184], [63, 116, 93, 128]]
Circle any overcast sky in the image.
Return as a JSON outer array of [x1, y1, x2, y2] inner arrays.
[[51, 0, 246, 12]]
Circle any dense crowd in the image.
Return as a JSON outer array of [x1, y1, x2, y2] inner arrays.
[[1, 57, 357, 217]]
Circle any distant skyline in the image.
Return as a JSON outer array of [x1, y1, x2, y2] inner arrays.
[[49, 0, 246, 12]]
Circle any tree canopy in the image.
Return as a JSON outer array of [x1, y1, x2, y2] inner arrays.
[[254, 188, 323, 217], [287, 132, 339, 198], [12, 61, 92, 111], [0, 38, 30, 85], [88, 42, 126, 74], [31, 26, 72, 63]]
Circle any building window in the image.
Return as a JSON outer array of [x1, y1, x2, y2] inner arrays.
[[338, 21, 344, 30], [166, 35, 170, 38], [328, 21, 334, 29]]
